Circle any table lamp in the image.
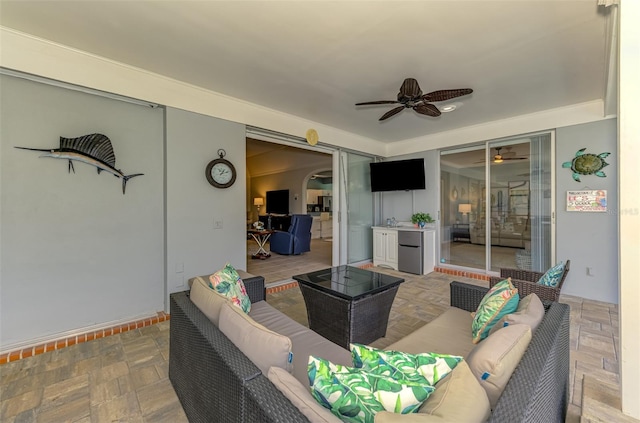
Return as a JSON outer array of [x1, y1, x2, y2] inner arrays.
[[253, 197, 264, 214], [458, 203, 471, 223]]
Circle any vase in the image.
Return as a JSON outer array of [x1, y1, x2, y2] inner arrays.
[[419, 221, 426, 228]]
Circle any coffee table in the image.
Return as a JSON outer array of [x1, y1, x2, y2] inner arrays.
[[293, 266, 404, 349]]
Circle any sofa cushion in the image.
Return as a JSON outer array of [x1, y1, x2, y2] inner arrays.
[[466, 324, 532, 409], [386, 307, 476, 358], [249, 301, 352, 386], [471, 278, 519, 343], [373, 361, 491, 423], [267, 366, 339, 423], [538, 261, 565, 287], [308, 356, 434, 422], [218, 302, 292, 375], [350, 343, 462, 386], [209, 263, 251, 313], [189, 275, 229, 326], [489, 293, 545, 336]]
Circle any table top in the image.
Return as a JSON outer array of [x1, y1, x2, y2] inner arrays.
[[247, 229, 275, 235], [293, 265, 404, 301]]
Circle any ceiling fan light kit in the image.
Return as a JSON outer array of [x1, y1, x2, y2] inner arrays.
[[355, 78, 472, 121]]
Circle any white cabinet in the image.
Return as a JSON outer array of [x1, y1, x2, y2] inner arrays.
[[373, 228, 398, 270]]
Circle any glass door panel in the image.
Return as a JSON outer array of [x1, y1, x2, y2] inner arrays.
[[440, 146, 486, 270], [338, 151, 374, 265]]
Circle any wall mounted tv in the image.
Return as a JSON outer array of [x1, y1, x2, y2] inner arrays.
[[266, 189, 290, 215], [369, 158, 426, 192]]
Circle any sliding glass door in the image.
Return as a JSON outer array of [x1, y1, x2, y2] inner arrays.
[[440, 133, 553, 273], [337, 151, 374, 265]]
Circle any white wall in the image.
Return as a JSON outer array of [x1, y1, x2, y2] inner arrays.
[[556, 119, 618, 303], [165, 108, 247, 294], [0, 75, 164, 349]]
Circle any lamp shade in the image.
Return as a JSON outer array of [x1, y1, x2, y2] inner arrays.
[[458, 203, 472, 214], [253, 197, 264, 206]]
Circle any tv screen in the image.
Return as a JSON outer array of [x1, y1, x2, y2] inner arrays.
[[369, 158, 426, 192], [266, 189, 290, 214]]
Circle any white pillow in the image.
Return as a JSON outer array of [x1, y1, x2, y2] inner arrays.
[[219, 302, 292, 375]]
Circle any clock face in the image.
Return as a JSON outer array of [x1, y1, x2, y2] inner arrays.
[[206, 158, 237, 188]]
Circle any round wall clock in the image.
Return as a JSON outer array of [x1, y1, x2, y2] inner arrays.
[[206, 149, 237, 188]]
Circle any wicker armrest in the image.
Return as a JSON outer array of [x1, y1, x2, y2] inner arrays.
[[491, 276, 562, 302], [450, 281, 488, 312], [242, 274, 266, 303]]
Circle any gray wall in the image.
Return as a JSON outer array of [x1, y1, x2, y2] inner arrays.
[[380, 150, 440, 224], [556, 119, 618, 303], [165, 108, 247, 293], [0, 75, 165, 347]]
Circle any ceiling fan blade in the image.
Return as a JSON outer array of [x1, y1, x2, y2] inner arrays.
[[414, 103, 441, 117], [399, 78, 422, 97], [355, 100, 399, 106], [379, 106, 405, 121], [423, 88, 473, 102], [503, 157, 528, 160]]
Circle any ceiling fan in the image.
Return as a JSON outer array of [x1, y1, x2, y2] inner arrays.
[[492, 147, 528, 163], [473, 147, 529, 164], [355, 78, 473, 121]]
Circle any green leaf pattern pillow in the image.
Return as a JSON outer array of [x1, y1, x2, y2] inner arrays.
[[537, 261, 565, 287], [308, 356, 434, 423], [471, 278, 519, 343], [350, 343, 462, 386], [208, 263, 251, 313]]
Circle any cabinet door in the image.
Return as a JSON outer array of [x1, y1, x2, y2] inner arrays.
[[373, 230, 387, 264], [386, 230, 399, 264]]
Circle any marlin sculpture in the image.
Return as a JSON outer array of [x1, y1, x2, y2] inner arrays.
[[15, 133, 143, 194]]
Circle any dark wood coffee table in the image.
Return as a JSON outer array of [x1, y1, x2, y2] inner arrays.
[[293, 266, 404, 348]]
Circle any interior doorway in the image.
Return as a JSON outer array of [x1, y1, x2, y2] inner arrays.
[[245, 137, 334, 285]]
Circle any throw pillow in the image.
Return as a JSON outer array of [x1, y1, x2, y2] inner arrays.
[[308, 356, 434, 423], [537, 261, 565, 287], [219, 302, 293, 375], [267, 366, 338, 423], [374, 361, 491, 423], [471, 278, 519, 344], [350, 343, 462, 386], [189, 275, 230, 326], [209, 263, 251, 313], [489, 293, 545, 336], [466, 324, 532, 409]]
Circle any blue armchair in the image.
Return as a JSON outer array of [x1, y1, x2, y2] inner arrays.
[[269, 214, 313, 255]]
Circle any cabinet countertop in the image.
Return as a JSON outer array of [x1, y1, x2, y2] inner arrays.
[[372, 226, 435, 232]]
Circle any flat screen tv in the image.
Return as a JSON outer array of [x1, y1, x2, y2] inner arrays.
[[266, 189, 290, 214], [369, 158, 426, 192]]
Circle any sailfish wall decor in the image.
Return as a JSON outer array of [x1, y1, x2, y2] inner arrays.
[[15, 133, 143, 194]]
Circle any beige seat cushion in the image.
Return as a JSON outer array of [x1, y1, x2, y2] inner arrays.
[[387, 307, 476, 358], [250, 301, 351, 386], [466, 324, 532, 409], [489, 293, 545, 336], [219, 302, 292, 375], [267, 366, 340, 423], [189, 275, 229, 326], [373, 361, 490, 423]]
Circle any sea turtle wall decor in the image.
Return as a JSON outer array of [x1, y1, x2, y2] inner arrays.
[[562, 148, 610, 182]]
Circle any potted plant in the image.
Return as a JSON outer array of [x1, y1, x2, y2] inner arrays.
[[411, 212, 434, 228]]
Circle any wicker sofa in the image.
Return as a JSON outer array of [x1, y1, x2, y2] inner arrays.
[[489, 260, 571, 302], [169, 276, 570, 423]]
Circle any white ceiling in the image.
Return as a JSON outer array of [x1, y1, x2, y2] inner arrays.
[[0, 1, 612, 144]]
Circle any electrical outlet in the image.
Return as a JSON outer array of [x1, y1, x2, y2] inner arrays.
[[214, 218, 223, 229], [176, 274, 184, 288], [175, 262, 184, 273], [587, 267, 595, 276]]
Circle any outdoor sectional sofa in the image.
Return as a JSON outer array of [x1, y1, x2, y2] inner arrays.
[[169, 273, 570, 423]]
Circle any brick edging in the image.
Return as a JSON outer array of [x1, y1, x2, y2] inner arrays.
[[0, 311, 169, 365]]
